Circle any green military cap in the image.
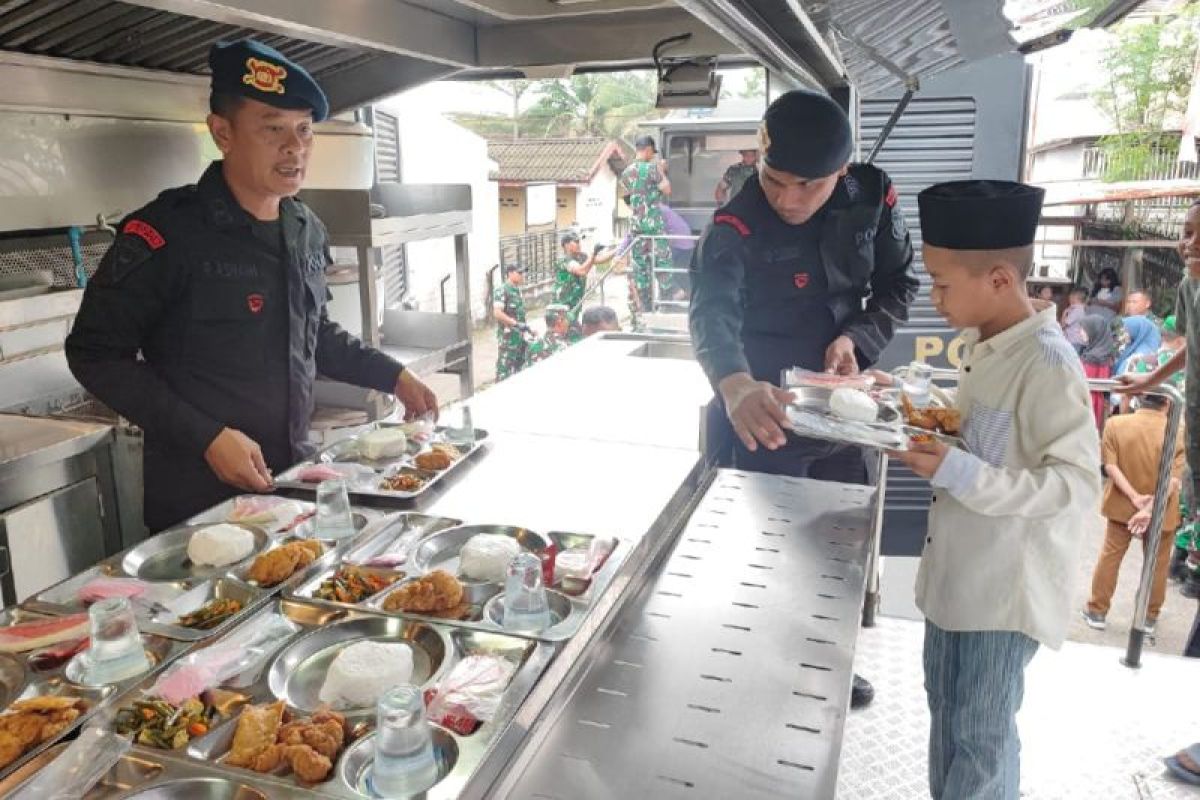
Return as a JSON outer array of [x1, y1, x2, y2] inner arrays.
[[209, 39, 329, 122], [759, 89, 852, 178]]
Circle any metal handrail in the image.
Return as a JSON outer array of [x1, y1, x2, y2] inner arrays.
[[863, 369, 1184, 668]]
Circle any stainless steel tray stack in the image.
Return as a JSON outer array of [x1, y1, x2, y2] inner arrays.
[[275, 423, 490, 505], [85, 597, 553, 799], [289, 521, 627, 643], [26, 498, 391, 642], [0, 606, 189, 783]]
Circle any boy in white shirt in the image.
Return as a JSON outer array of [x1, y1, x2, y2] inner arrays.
[[893, 180, 1100, 800]]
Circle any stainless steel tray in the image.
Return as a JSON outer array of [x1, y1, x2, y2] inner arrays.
[[275, 423, 490, 505], [785, 385, 967, 452], [287, 513, 464, 607], [98, 598, 553, 798], [0, 741, 316, 798], [0, 606, 189, 784], [358, 524, 626, 643], [121, 524, 270, 583], [27, 504, 394, 643]]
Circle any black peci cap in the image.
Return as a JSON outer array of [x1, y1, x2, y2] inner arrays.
[[634, 134, 657, 152], [209, 39, 329, 122], [759, 89, 852, 178], [917, 180, 1045, 250]]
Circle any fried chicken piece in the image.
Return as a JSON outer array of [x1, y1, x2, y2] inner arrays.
[[39, 715, 76, 742], [383, 569, 464, 613], [414, 450, 453, 471], [928, 407, 961, 435], [10, 697, 83, 713], [250, 742, 287, 773], [0, 713, 47, 748], [0, 731, 22, 769], [293, 539, 324, 563], [431, 442, 461, 460], [227, 701, 285, 768], [285, 744, 333, 783], [248, 546, 301, 586]]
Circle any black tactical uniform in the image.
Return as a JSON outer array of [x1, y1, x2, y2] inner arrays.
[[690, 163, 917, 478], [66, 162, 404, 531]]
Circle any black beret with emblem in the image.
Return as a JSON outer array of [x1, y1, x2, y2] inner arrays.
[[917, 180, 1045, 250], [208, 39, 329, 122], [759, 89, 853, 178]]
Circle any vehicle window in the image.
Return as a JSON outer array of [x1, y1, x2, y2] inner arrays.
[[664, 132, 757, 208]]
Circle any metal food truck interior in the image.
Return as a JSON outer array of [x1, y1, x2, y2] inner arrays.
[[0, 2, 1190, 799]]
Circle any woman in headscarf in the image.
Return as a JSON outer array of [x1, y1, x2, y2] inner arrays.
[[1079, 313, 1118, 430], [1115, 315, 1162, 377]]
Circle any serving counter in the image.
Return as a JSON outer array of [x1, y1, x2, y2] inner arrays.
[[0, 333, 879, 800]]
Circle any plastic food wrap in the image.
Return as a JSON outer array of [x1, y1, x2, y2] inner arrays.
[[782, 368, 875, 391], [150, 614, 298, 704], [10, 726, 130, 800], [424, 655, 516, 735]]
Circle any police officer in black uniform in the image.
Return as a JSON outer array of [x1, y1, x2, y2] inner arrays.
[[66, 40, 438, 532], [689, 89, 919, 708]]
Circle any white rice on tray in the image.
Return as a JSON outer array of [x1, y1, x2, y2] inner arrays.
[[319, 640, 415, 708]]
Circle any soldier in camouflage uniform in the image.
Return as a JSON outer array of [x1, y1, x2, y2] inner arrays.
[[554, 230, 615, 342], [714, 149, 759, 205], [620, 135, 672, 330], [492, 264, 530, 381], [528, 305, 571, 365]]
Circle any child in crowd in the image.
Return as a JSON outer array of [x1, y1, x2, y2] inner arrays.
[[1081, 391, 1184, 632], [1078, 314, 1118, 430], [893, 180, 1099, 800], [1061, 286, 1089, 352]]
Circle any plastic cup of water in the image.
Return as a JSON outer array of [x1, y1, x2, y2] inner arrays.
[[315, 478, 356, 540], [502, 552, 552, 633], [370, 684, 439, 797], [84, 597, 149, 683]]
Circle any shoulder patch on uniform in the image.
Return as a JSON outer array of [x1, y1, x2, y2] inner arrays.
[[885, 184, 898, 208], [122, 219, 165, 250], [713, 214, 751, 237]]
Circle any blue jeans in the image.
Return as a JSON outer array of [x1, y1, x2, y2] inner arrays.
[[923, 621, 1039, 800]]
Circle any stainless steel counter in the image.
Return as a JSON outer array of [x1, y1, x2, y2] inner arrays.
[[0, 414, 110, 479], [462, 334, 713, 452], [479, 471, 876, 799]]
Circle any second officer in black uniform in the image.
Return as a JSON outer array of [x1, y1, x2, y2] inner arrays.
[[66, 40, 438, 532], [689, 89, 919, 708]]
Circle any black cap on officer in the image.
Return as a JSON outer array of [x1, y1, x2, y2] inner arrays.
[[560, 230, 580, 247], [209, 39, 329, 122], [759, 89, 852, 178], [634, 134, 657, 152], [917, 180, 1045, 250]]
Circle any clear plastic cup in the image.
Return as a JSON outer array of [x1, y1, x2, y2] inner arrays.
[[83, 598, 149, 683], [502, 552, 552, 633], [370, 684, 439, 797], [315, 478, 356, 540], [903, 361, 934, 408]]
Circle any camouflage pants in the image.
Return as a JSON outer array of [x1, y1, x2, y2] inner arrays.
[[627, 238, 666, 330], [495, 340, 527, 382], [1188, 402, 1200, 499]]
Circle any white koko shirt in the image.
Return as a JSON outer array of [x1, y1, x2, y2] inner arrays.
[[916, 306, 1101, 649]]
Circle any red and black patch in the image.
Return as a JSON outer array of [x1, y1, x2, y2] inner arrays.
[[793, 272, 810, 289], [884, 184, 898, 208], [122, 219, 165, 250], [247, 293, 264, 314], [714, 213, 751, 237]]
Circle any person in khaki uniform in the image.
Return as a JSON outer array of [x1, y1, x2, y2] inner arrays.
[[1082, 392, 1185, 632]]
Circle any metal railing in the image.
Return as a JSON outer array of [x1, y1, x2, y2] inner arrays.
[[862, 369, 1184, 670]]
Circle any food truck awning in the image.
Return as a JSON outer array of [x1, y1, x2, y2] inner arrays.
[[0, 0, 1022, 118]]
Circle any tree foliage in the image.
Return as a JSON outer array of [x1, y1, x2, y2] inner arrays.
[[451, 73, 661, 140], [1093, 9, 1199, 181]]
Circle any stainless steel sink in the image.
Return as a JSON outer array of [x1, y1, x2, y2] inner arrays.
[[627, 341, 694, 360]]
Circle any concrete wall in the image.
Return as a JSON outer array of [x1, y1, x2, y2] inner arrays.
[[377, 97, 500, 321], [1029, 142, 1090, 279], [498, 186, 525, 236], [555, 186, 577, 230]]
